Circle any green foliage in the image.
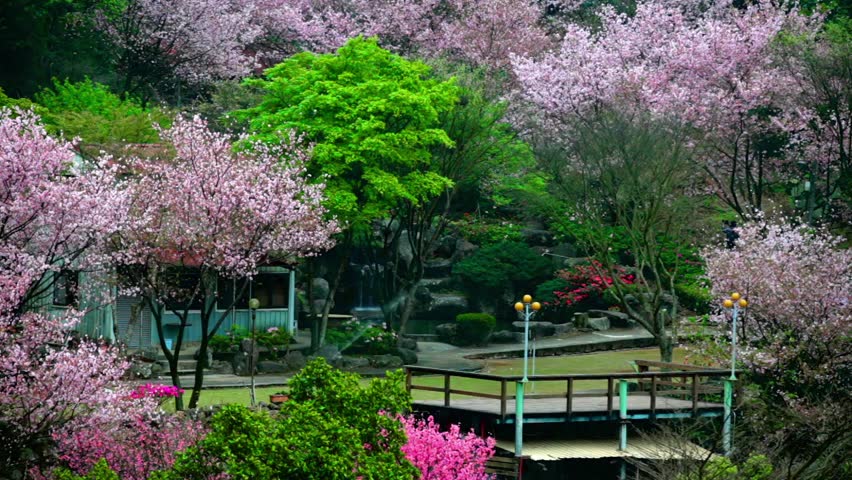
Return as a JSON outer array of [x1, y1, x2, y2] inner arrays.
[[52, 459, 120, 480], [34, 78, 169, 146], [676, 455, 773, 480], [674, 281, 712, 314], [450, 213, 523, 245], [190, 80, 265, 134], [0, 87, 44, 113], [549, 214, 630, 258], [163, 359, 416, 479], [208, 324, 293, 354], [453, 241, 553, 294], [534, 278, 572, 305], [455, 313, 496, 346], [350, 326, 398, 355], [240, 36, 459, 228]]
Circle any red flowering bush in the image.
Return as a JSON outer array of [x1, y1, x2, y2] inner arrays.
[[545, 262, 635, 312]]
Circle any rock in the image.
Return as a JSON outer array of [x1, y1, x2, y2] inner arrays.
[[368, 354, 404, 368], [418, 294, 468, 321], [434, 235, 457, 258], [315, 345, 341, 364], [587, 317, 611, 331], [150, 362, 164, 377], [232, 353, 252, 376], [398, 336, 418, 351], [419, 277, 455, 292], [587, 309, 636, 328], [283, 351, 306, 371], [573, 312, 590, 328], [340, 355, 370, 369], [257, 360, 288, 373], [491, 330, 524, 343], [414, 284, 432, 303], [311, 278, 330, 300], [193, 347, 213, 369], [129, 361, 153, 379], [511, 321, 556, 337], [553, 323, 576, 335], [312, 299, 328, 315], [209, 360, 233, 374], [522, 228, 555, 247], [435, 323, 458, 344], [395, 347, 418, 365], [451, 238, 478, 262], [424, 258, 453, 277]]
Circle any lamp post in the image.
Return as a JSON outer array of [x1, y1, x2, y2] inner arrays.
[[249, 297, 260, 406], [721, 292, 747, 456], [513, 295, 541, 459]]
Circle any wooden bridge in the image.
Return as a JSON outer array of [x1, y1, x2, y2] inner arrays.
[[405, 361, 730, 424]]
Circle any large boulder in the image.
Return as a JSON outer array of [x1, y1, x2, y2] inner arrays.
[[424, 258, 453, 278], [193, 347, 213, 369], [209, 360, 233, 374], [416, 294, 468, 323], [553, 323, 576, 336], [315, 345, 341, 364], [586, 317, 611, 331], [491, 330, 524, 343], [435, 323, 458, 344], [511, 321, 556, 338], [451, 238, 478, 262], [587, 309, 637, 328], [257, 360, 288, 373], [283, 351, 307, 371], [398, 336, 418, 351], [395, 347, 418, 365], [368, 354, 404, 369], [340, 355, 370, 369]]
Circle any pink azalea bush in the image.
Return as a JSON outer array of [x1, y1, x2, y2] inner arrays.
[[400, 415, 496, 480]]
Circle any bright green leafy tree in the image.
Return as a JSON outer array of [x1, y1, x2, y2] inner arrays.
[[239, 36, 458, 346]]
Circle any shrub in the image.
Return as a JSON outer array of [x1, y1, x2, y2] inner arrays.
[[350, 327, 398, 355], [450, 213, 523, 246], [544, 261, 634, 314], [455, 313, 496, 346], [674, 281, 712, 314], [208, 324, 293, 354], [400, 415, 495, 480], [453, 241, 552, 295]]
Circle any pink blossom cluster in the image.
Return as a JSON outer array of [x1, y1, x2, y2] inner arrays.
[[511, 0, 823, 214], [400, 414, 496, 480], [702, 219, 851, 403], [129, 383, 185, 399], [52, 412, 206, 480], [112, 115, 338, 281]]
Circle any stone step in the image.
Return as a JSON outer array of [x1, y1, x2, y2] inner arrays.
[[157, 359, 202, 375]]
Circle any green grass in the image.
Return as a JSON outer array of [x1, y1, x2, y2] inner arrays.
[[178, 348, 686, 407]]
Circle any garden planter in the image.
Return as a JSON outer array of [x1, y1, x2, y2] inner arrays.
[[269, 394, 289, 404]]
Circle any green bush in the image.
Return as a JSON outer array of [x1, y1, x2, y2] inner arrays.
[[208, 324, 293, 354], [455, 313, 496, 346], [350, 326, 398, 355], [450, 213, 523, 246], [453, 241, 552, 294], [53, 460, 119, 480], [162, 359, 416, 479], [675, 281, 713, 314]]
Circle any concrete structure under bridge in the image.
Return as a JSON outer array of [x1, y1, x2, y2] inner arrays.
[[404, 361, 734, 480]]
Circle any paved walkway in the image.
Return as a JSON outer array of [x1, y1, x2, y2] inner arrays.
[[141, 327, 653, 389]]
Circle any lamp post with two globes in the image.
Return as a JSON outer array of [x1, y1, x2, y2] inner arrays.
[[513, 295, 541, 459], [721, 292, 747, 456]]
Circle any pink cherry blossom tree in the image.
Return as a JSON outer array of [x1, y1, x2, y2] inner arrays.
[[400, 414, 496, 480], [512, 0, 820, 217], [0, 108, 126, 317], [112, 115, 337, 409], [701, 219, 851, 478], [97, 0, 262, 102]]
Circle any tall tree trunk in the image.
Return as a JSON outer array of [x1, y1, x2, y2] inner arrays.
[[150, 300, 184, 411], [396, 283, 418, 338], [658, 333, 674, 363], [319, 248, 351, 348]]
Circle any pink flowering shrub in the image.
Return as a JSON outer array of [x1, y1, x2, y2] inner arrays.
[[129, 384, 185, 401], [400, 415, 495, 480], [52, 412, 205, 480], [545, 262, 635, 312]]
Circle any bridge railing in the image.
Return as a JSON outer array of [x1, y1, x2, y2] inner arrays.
[[404, 365, 730, 420]]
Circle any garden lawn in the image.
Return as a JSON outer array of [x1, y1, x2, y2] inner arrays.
[[179, 348, 687, 407]]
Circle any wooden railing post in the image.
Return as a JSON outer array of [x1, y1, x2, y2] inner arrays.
[[650, 375, 657, 418], [607, 377, 614, 418], [405, 368, 412, 393], [566, 378, 573, 420], [444, 374, 451, 407], [500, 379, 507, 418], [691, 373, 699, 415]]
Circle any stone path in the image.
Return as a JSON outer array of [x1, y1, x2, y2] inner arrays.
[[139, 327, 654, 389]]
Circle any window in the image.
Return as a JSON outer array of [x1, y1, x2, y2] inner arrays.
[[163, 269, 205, 311], [218, 273, 289, 309], [53, 270, 79, 307]]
